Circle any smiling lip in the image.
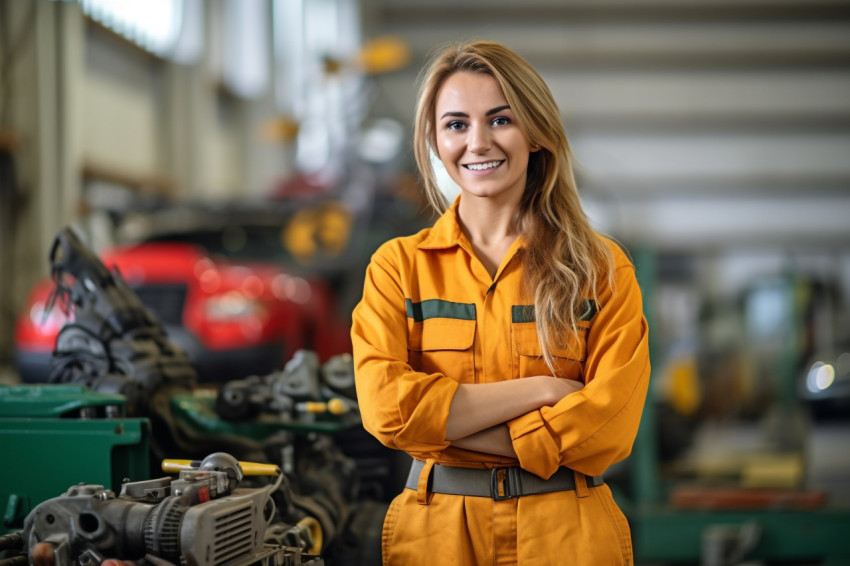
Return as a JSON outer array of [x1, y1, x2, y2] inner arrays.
[[463, 160, 504, 174]]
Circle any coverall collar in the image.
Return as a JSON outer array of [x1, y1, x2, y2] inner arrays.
[[418, 196, 525, 283], [418, 196, 525, 249], [417, 196, 466, 251]]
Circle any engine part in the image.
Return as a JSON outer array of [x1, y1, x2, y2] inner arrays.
[[320, 353, 356, 399], [215, 351, 357, 424], [20, 453, 322, 566], [45, 227, 197, 413], [273, 351, 322, 402]]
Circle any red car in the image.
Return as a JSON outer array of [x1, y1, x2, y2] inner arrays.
[[14, 237, 352, 384]]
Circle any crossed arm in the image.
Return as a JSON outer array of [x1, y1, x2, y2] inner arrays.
[[445, 376, 584, 457]]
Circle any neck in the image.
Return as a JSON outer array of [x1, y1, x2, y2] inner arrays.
[[456, 194, 520, 247], [456, 195, 522, 279]]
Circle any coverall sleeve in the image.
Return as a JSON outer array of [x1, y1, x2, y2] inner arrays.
[[350, 244, 459, 456], [507, 259, 651, 479]]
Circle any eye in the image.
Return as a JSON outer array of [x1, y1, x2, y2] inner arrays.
[[446, 120, 466, 131], [492, 116, 510, 127]]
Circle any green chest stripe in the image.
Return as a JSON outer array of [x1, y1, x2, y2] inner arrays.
[[511, 305, 536, 323], [512, 300, 598, 323], [405, 298, 476, 322]]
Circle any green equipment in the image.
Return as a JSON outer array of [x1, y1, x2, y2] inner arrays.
[[0, 384, 150, 534]]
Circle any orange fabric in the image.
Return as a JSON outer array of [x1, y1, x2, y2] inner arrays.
[[416, 459, 435, 505], [574, 469, 590, 499], [352, 198, 650, 565]]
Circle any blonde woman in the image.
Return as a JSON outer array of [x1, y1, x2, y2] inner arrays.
[[351, 41, 650, 565]]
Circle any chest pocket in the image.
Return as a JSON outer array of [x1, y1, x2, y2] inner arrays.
[[407, 299, 476, 383], [511, 304, 589, 380]]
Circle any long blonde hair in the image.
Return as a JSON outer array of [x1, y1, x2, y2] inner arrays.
[[414, 41, 613, 369]]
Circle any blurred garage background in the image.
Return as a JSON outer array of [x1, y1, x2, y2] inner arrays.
[[1, 0, 849, 564]]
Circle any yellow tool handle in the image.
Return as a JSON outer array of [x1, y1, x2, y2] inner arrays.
[[298, 401, 327, 414], [327, 398, 349, 415], [161, 459, 281, 476], [240, 461, 282, 476], [296, 398, 350, 415]]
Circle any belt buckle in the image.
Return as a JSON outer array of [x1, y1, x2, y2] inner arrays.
[[490, 467, 521, 501]]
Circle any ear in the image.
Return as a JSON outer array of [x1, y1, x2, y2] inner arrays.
[[530, 142, 542, 153]]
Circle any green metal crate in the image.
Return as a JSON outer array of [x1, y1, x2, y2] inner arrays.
[[0, 384, 150, 533]]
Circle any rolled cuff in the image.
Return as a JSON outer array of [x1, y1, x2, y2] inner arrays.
[[508, 410, 560, 479], [394, 376, 460, 453]]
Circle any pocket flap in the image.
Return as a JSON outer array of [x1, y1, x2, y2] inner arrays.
[[409, 319, 476, 352], [514, 323, 586, 361]]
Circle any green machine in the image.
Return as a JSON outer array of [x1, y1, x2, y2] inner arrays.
[[0, 384, 150, 534], [170, 390, 360, 440], [625, 249, 850, 565]]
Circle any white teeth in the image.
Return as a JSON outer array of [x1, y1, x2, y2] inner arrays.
[[466, 161, 502, 171]]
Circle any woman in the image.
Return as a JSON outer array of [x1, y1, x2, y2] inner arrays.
[[351, 41, 650, 565]]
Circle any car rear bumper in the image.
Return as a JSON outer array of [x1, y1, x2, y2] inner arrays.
[[193, 342, 285, 383], [14, 349, 53, 383]]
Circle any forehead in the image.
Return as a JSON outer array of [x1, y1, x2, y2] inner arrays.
[[434, 72, 508, 114]]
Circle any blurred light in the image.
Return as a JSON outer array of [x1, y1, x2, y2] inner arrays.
[[30, 301, 67, 332], [204, 291, 257, 320], [296, 117, 332, 175], [816, 364, 835, 389], [170, 0, 203, 64], [357, 118, 403, 164], [271, 273, 293, 301], [746, 283, 788, 342], [356, 35, 410, 75], [194, 258, 215, 277], [290, 277, 312, 305], [80, 0, 184, 59], [199, 268, 221, 294], [241, 275, 265, 299], [221, 0, 270, 99], [271, 273, 312, 304], [806, 361, 835, 393]]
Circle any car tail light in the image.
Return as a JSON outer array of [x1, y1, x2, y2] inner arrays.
[[203, 290, 264, 321]]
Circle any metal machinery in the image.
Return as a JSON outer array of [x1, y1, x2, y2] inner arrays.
[[44, 227, 197, 409], [1, 452, 322, 566], [1, 227, 388, 565], [626, 248, 850, 566]]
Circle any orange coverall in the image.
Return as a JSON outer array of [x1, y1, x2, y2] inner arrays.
[[351, 199, 651, 565]]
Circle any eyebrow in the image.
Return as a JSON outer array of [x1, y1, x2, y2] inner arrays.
[[440, 105, 512, 120]]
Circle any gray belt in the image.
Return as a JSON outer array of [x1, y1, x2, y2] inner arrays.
[[405, 459, 604, 501]]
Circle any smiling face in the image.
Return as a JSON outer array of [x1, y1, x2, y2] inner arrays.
[[433, 71, 536, 206]]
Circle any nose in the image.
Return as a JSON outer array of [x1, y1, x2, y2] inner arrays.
[[467, 123, 491, 154]]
